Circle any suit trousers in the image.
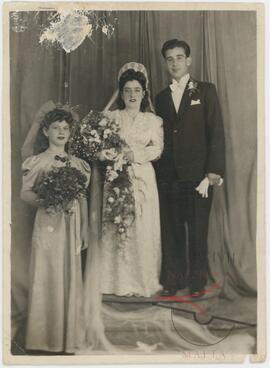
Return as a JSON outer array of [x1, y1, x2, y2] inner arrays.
[[157, 179, 213, 291]]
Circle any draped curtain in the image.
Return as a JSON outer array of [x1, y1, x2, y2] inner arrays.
[[10, 10, 257, 337]]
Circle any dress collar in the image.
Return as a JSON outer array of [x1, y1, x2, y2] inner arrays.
[[122, 109, 143, 123]]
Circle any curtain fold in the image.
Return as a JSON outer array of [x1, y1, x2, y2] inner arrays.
[[10, 12, 66, 338], [10, 11, 257, 340], [202, 12, 257, 297]]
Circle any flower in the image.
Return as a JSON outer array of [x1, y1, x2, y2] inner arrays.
[[103, 129, 112, 138], [91, 136, 101, 143], [99, 118, 107, 127], [188, 81, 195, 89], [90, 129, 98, 137], [118, 227, 125, 234], [120, 233, 127, 241], [114, 215, 121, 224], [187, 79, 199, 97], [113, 153, 125, 172], [107, 197, 115, 204], [123, 216, 134, 226], [113, 187, 120, 195], [111, 123, 119, 132], [107, 170, 119, 182], [104, 147, 118, 161]]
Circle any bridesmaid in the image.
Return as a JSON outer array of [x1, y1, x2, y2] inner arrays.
[[21, 107, 90, 353]]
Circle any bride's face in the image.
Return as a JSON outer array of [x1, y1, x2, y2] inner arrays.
[[122, 80, 145, 110]]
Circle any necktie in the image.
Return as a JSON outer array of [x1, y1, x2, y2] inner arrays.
[[169, 79, 186, 92], [170, 79, 186, 112]]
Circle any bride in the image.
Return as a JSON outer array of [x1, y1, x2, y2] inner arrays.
[[99, 62, 164, 297]]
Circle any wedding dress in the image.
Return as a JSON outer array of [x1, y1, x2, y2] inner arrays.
[[100, 109, 164, 297]]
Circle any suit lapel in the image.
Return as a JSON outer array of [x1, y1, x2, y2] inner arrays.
[[164, 87, 177, 119]]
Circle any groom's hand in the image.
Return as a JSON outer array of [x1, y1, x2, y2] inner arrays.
[[195, 177, 210, 198]]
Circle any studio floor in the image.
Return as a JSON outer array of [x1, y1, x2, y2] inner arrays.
[[11, 290, 257, 356]]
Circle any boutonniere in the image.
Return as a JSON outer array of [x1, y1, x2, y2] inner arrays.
[[187, 79, 199, 97]]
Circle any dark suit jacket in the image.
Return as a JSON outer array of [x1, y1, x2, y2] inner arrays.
[[154, 79, 225, 182]]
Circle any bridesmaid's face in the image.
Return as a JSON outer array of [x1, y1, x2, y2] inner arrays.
[[43, 120, 70, 147], [122, 80, 145, 110]]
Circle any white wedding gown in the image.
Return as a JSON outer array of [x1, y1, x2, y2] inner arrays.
[[100, 109, 164, 297]]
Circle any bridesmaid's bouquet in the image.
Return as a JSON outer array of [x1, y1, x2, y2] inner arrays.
[[70, 110, 135, 246], [33, 158, 87, 214]]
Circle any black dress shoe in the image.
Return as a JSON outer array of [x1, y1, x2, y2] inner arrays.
[[159, 288, 177, 297]]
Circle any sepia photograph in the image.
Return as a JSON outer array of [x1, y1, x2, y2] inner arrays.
[[2, 1, 265, 364]]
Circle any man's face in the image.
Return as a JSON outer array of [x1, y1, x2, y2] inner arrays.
[[165, 47, 191, 81]]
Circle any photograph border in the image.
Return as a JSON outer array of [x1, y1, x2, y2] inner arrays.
[[2, 1, 266, 364]]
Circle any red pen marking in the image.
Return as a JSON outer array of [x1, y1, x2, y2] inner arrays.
[[156, 283, 220, 314]]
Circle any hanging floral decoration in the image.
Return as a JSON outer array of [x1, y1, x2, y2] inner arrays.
[[39, 10, 118, 53]]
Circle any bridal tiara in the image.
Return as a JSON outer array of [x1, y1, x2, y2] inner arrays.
[[118, 62, 149, 87]]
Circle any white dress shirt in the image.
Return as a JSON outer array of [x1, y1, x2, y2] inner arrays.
[[170, 73, 190, 113]]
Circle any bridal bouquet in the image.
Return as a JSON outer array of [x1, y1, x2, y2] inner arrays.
[[33, 158, 88, 214], [69, 110, 125, 162], [70, 110, 135, 246], [103, 165, 135, 245]]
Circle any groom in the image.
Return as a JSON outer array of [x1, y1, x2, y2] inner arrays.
[[154, 39, 225, 297]]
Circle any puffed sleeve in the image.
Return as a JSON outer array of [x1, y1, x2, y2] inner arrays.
[[21, 155, 41, 192], [132, 114, 164, 164]]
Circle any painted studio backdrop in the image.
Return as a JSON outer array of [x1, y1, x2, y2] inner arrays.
[[10, 10, 257, 353]]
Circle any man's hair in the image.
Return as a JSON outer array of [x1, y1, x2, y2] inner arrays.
[[161, 39, 191, 58]]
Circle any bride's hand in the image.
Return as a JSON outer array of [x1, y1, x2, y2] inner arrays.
[[124, 150, 134, 163], [45, 206, 57, 215], [97, 150, 108, 161], [98, 149, 118, 161]]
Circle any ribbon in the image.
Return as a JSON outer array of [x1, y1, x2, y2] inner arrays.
[[127, 165, 148, 217]]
